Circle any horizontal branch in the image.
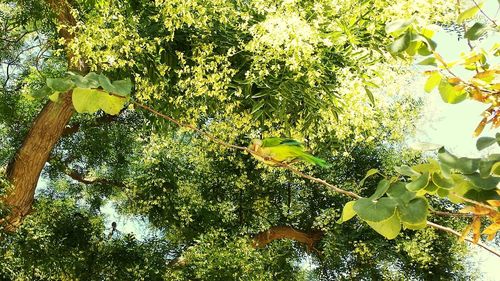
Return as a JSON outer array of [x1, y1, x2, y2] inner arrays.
[[64, 167, 125, 188], [253, 226, 323, 252]]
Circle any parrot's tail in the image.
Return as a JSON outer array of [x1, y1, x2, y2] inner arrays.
[[300, 153, 330, 168]]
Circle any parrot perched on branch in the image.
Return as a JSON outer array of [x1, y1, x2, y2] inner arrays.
[[248, 138, 330, 167]]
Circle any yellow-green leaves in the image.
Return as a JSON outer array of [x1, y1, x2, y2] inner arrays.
[[337, 201, 356, 223], [457, 2, 484, 24], [72, 88, 102, 114], [44, 73, 133, 115], [47, 78, 74, 92], [424, 71, 442, 93], [438, 80, 467, 104]]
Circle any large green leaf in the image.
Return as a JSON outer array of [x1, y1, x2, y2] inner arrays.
[[395, 165, 421, 177], [465, 173, 500, 190], [47, 78, 74, 92], [438, 148, 479, 174], [354, 197, 398, 222], [72, 88, 102, 114], [111, 79, 133, 96], [369, 179, 391, 200], [337, 201, 356, 224], [438, 80, 467, 104], [432, 172, 454, 189], [387, 182, 416, 204], [397, 197, 429, 225], [476, 137, 497, 151], [406, 172, 430, 191], [31, 85, 53, 99], [464, 189, 500, 203], [84, 72, 101, 88], [366, 213, 401, 239]]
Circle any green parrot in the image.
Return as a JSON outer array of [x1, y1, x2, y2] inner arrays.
[[248, 137, 329, 167]]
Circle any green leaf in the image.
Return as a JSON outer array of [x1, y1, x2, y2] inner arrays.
[[98, 74, 116, 93], [432, 172, 454, 189], [111, 79, 133, 96], [359, 168, 379, 187], [387, 182, 416, 204], [337, 201, 356, 224], [406, 172, 430, 191], [385, 18, 413, 36], [479, 159, 495, 178], [366, 213, 401, 239], [424, 71, 441, 93], [417, 57, 437, 66], [72, 87, 102, 114], [365, 87, 375, 106], [418, 44, 433, 56], [437, 188, 449, 197], [438, 80, 467, 104], [46, 78, 74, 92], [84, 72, 101, 88], [424, 182, 439, 193], [389, 30, 411, 54], [99, 93, 128, 115], [465, 173, 500, 190], [354, 197, 398, 222], [464, 22, 488, 40], [438, 148, 480, 174], [70, 74, 91, 88], [464, 189, 500, 203], [370, 179, 391, 200], [31, 85, 53, 99], [395, 165, 421, 177], [457, 2, 484, 24], [397, 197, 429, 225], [476, 137, 497, 151]]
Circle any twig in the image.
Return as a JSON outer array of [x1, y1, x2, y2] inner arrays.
[[427, 221, 500, 258], [471, 0, 498, 27], [451, 192, 498, 212], [431, 210, 473, 217], [132, 100, 359, 199]]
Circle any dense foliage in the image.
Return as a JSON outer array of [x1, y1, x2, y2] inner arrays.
[[1, 0, 497, 280]]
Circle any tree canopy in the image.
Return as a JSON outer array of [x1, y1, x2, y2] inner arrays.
[[0, 0, 498, 280]]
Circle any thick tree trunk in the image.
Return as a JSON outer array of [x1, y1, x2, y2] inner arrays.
[[2, 93, 74, 231]]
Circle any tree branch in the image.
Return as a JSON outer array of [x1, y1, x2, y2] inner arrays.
[[63, 166, 125, 188], [133, 100, 500, 259], [253, 226, 323, 252], [427, 221, 500, 258]]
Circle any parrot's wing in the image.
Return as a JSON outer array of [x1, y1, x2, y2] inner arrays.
[[262, 138, 302, 147]]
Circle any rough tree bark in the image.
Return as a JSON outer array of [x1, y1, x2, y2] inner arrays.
[[2, 93, 74, 231], [1, 0, 82, 232]]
